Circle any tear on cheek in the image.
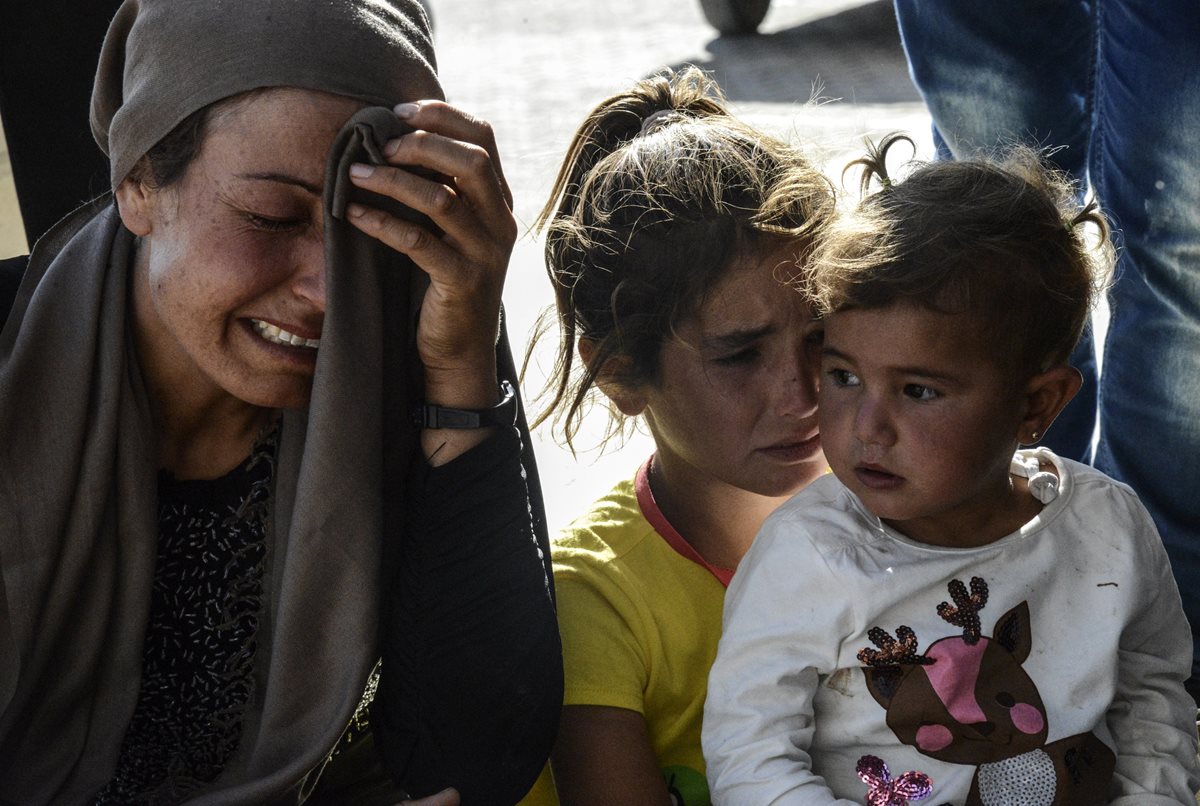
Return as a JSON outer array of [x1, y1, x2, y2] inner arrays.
[[916, 723, 954, 752], [1010, 702, 1045, 734]]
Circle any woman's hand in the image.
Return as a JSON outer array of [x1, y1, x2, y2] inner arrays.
[[396, 787, 461, 806], [346, 101, 516, 464]]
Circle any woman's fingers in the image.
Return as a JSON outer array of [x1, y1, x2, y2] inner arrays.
[[345, 101, 515, 377], [345, 197, 496, 293], [346, 161, 514, 257], [394, 100, 512, 208]]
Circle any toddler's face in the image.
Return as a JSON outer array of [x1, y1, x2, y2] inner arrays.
[[818, 304, 1030, 546]]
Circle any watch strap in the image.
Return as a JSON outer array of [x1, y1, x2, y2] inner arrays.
[[412, 380, 517, 429]]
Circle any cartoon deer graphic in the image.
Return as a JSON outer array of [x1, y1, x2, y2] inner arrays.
[[858, 577, 1114, 805]]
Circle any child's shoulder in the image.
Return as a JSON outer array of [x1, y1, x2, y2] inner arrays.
[[552, 463, 695, 577], [1036, 448, 1151, 526], [751, 472, 883, 558], [553, 474, 649, 559], [767, 471, 867, 531]]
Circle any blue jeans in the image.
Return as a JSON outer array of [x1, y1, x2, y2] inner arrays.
[[894, 0, 1200, 688]]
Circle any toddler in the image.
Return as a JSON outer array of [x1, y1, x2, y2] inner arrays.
[[702, 135, 1200, 805]]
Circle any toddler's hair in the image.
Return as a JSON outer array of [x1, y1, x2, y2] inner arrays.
[[532, 66, 834, 449], [810, 133, 1112, 376]]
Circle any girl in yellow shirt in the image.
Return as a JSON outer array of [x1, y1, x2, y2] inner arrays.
[[521, 67, 834, 805]]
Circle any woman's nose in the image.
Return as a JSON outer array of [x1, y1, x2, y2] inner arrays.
[[290, 235, 326, 310]]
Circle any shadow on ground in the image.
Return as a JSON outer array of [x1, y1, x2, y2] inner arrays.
[[668, 0, 919, 105]]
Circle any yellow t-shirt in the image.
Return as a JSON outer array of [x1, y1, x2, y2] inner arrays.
[[520, 459, 729, 806]]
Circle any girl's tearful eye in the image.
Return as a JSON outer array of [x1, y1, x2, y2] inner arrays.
[[903, 383, 939, 401], [714, 348, 759, 367], [827, 368, 860, 388]]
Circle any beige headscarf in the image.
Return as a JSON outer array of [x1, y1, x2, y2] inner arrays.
[[0, 0, 456, 801]]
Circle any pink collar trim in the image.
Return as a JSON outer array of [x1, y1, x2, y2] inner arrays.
[[635, 456, 734, 588]]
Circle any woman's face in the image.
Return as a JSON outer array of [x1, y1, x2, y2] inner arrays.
[[119, 87, 363, 411], [636, 243, 826, 499]]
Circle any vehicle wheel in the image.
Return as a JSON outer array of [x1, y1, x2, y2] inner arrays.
[[698, 0, 770, 34]]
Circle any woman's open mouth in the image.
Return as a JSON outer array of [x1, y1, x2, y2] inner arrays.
[[252, 319, 321, 349]]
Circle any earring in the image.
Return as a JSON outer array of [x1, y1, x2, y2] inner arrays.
[[1029, 430, 1041, 443]]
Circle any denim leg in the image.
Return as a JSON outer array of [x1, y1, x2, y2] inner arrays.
[[892, 0, 1099, 461], [1089, 0, 1200, 680]]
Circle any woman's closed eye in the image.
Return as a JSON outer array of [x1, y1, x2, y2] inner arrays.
[[247, 213, 305, 233]]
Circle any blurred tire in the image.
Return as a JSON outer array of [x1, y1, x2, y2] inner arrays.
[[698, 0, 770, 34]]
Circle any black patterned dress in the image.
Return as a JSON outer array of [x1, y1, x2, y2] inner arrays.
[[94, 427, 277, 804]]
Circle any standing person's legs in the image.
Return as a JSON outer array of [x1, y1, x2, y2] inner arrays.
[[1089, 0, 1200, 691], [892, 0, 1099, 462]]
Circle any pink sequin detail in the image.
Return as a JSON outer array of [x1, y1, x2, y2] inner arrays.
[[924, 638, 988, 724], [1010, 701, 1045, 734], [915, 722, 954, 752], [856, 754, 934, 806]]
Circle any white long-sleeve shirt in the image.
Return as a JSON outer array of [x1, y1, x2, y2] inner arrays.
[[703, 450, 1198, 805]]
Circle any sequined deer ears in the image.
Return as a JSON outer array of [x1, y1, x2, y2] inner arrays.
[[858, 577, 990, 667]]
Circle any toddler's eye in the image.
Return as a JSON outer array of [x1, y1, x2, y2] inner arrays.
[[828, 368, 860, 387], [904, 384, 938, 401]]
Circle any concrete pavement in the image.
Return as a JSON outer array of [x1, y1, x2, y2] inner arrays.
[[0, 0, 932, 532]]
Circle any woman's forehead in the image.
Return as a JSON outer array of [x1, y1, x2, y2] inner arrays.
[[200, 89, 365, 181]]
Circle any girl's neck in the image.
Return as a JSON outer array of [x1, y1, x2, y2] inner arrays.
[[646, 454, 788, 571]]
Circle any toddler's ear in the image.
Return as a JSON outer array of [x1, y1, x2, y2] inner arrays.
[[1019, 366, 1083, 445], [578, 339, 647, 417]]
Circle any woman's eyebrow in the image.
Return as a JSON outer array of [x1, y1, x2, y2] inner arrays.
[[237, 171, 322, 195]]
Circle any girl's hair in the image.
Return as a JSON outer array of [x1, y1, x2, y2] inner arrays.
[[532, 66, 834, 450], [810, 133, 1112, 376]]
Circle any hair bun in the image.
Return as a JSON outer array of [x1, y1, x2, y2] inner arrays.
[[639, 108, 687, 136]]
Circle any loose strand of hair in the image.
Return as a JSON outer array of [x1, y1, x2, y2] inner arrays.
[[843, 132, 915, 196]]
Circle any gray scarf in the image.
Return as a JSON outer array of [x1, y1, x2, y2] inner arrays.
[[0, 103, 424, 806], [1, 0, 447, 800]]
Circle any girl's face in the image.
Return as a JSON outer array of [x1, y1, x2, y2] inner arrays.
[[635, 243, 826, 499], [119, 88, 364, 412], [819, 304, 1028, 546]]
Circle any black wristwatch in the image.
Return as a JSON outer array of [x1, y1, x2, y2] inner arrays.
[[412, 380, 517, 429]]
